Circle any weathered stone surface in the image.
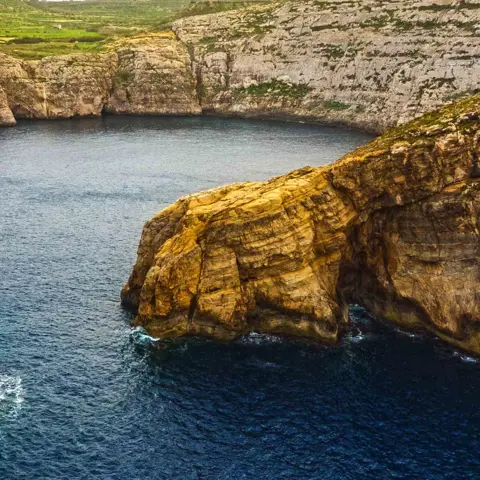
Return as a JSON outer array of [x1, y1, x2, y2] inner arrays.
[[2, 1, 480, 129], [105, 33, 201, 115], [0, 52, 117, 119], [0, 86, 15, 126], [122, 95, 480, 354], [341, 181, 480, 353], [0, 34, 201, 123], [174, 0, 480, 132]]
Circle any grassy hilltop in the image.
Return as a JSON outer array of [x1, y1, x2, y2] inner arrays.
[[0, 0, 267, 59]]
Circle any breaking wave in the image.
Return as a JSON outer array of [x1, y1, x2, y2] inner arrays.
[[453, 351, 479, 364], [129, 326, 160, 345], [0, 374, 25, 418]]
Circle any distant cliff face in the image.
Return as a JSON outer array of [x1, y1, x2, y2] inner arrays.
[[0, 34, 200, 124], [122, 95, 480, 354], [0, 52, 117, 120], [1, 1, 480, 129], [173, 0, 480, 131], [105, 34, 201, 116]]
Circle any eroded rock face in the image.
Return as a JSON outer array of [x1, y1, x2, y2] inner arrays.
[[341, 181, 480, 353], [2, 1, 480, 129], [122, 95, 480, 354], [0, 86, 15, 126], [0, 35, 201, 122], [0, 52, 117, 119], [173, 0, 480, 131]]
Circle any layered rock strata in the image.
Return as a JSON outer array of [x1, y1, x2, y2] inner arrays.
[[2, 1, 480, 130], [0, 52, 116, 119], [173, 0, 480, 131], [0, 34, 200, 121], [122, 95, 480, 354], [105, 34, 201, 116]]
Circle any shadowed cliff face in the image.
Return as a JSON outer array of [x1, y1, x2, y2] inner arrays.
[[340, 182, 480, 353], [122, 95, 480, 354]]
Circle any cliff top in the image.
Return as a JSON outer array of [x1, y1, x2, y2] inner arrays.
[[342, 92, 480, 162]]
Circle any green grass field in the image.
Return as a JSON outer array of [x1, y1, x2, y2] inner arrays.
[[0, 0, 267, 59]]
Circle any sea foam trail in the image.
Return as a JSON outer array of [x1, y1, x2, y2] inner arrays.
[[0, 374, 25, 418], [130, 327, 160, 345]]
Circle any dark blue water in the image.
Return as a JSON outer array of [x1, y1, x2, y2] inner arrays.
[[0, 116, 478, 480]]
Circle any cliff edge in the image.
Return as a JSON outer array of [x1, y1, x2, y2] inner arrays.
[[122, 94, 480, 354]]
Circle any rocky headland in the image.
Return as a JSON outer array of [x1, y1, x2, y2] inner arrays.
[[1, 1, 480, 130], [122, 95, 480, 354]]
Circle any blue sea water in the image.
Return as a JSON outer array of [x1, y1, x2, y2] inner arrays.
[[0, 116, 478, 480]]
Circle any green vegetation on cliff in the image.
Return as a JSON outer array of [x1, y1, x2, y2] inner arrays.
[[234, 79, 312, 99]]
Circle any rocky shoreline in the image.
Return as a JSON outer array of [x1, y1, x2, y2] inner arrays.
[[2, 0, 480, 131]]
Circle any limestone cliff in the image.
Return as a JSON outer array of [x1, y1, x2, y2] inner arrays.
[[0, 52, 116, 119], [105, 34, 201, 116], [1, 1, 480, 130], [122, 95, 480, 354], [173, 0, 480, 131], [0, 34, 201, 121]]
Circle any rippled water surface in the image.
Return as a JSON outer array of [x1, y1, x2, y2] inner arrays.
[[0, 117, 478, 479]]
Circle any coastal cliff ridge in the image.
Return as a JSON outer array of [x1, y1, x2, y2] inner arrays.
[[2, 0, 480, 130]]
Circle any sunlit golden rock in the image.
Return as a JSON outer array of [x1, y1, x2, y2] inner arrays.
[[123, 95, 480, 353]]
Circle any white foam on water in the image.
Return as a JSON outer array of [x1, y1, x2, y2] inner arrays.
[[348, 333, 366, 343], [130, 326, 160, 345], [0, 374, 25, 418], [344, 326, 373, 344], [393, 327, 420, 338], [453, 351, 479, 364], [240, 332, 283, 345]]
